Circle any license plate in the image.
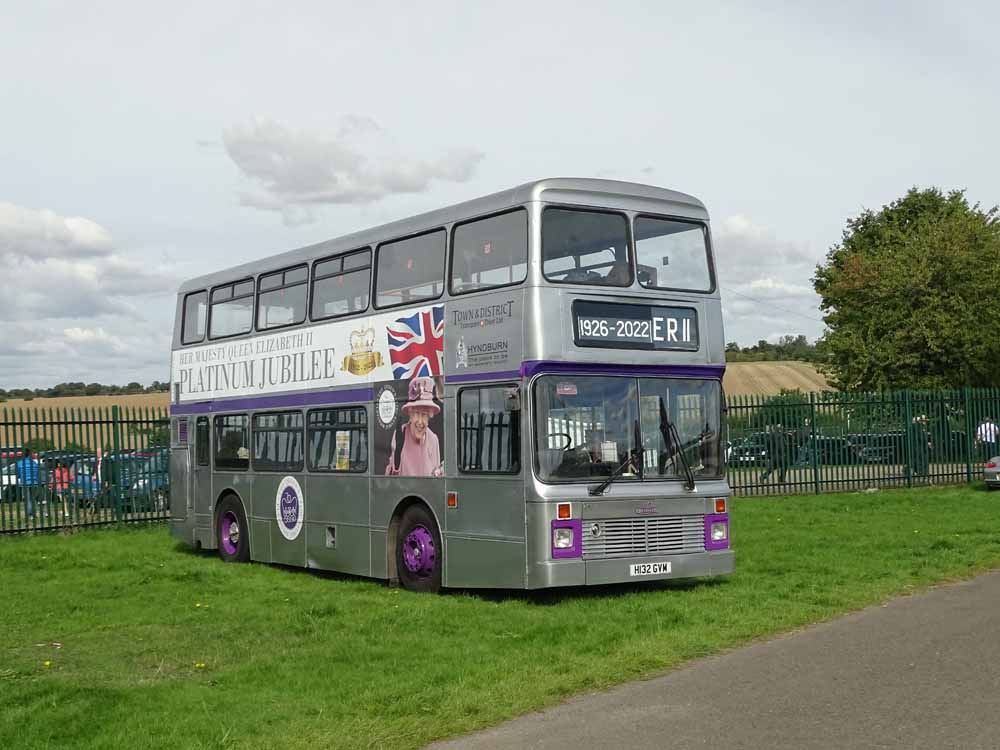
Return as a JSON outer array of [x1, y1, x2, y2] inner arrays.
[[629, 561, 671, 577]]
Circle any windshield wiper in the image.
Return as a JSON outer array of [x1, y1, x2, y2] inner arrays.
[[588, 419, 643, 496], [659, 397, 696, 491]]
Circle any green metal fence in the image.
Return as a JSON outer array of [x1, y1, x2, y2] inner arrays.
[[2, 388, 998, 532], [0, 406, 170, 533], [726, 388, 1000, 496]]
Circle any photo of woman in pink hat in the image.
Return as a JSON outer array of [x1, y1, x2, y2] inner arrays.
[[384, 376, 443, 477]]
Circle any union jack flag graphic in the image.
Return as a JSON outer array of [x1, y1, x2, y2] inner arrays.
[[386, 305, 444, 379]]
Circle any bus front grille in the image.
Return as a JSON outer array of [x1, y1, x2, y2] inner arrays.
[[582, 515, 705, 559]]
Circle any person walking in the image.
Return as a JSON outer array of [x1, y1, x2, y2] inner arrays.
[[976, 417, 998, 461], [49, 459, 74, 519], [14, 452, 40, 521], [760, 424, 791, 483]]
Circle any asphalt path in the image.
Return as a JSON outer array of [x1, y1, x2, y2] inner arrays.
[[431, 571, 1000, 749]]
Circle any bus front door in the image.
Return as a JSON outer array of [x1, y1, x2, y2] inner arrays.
[[192, 416, 213, 544]]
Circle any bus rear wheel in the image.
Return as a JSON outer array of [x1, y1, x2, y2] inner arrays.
[[216, 496, 250, 563], [396, 505, 442, 593]]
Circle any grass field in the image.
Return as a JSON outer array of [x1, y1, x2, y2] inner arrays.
[[2, 485, 999, 749]]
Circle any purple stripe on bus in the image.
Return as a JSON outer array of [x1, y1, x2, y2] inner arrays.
[[519, 360, 726, 380], [445, 369, 522, 384], [169, 386, 373, 415]]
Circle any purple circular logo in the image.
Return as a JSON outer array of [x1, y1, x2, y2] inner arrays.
[[275, 476, 304, 540], [280, 487, 299, 529]]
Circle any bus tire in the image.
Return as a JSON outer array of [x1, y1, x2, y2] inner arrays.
[[216, 495, 250, 563], [395, 504, 442, 593]]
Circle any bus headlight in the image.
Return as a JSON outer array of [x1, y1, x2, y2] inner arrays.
[[551, 519, 582, 558], [704, 514, 729, 550], [553, 528, 574, 549]]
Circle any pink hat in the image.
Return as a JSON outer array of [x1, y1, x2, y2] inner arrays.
[[401, 377, 440, 415]]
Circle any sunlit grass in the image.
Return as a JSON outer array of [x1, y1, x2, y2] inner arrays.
[[2, 484, 999, 749]]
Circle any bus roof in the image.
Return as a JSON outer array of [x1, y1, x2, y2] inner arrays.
[[177, 178, 706, 295]]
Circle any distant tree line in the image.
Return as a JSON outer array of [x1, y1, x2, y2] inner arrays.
[[0, 381, 170, 402], [725, 335, 824, 363]]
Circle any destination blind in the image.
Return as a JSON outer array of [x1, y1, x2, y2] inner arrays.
[[573, 300, 699, 351]]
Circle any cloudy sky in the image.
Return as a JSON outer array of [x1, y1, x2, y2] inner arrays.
[[2, 0, 998, 388]]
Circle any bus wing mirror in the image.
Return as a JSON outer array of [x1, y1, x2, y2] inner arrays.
[[505, 387, 521, 412]]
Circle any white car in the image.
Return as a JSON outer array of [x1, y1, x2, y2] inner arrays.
[[985, 457, 1000, 491], [1, 462, 17, 486], [1, 462, 17, 501]]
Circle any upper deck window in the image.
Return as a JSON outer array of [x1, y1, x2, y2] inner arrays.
[[542, 208, 632, 287], [375, 229, 446, 309], [450, 210, 528, 295], [209, 280, 254, 339], [257, 265, 308, 330], [182, 291, 207, 345], [311, 248, 371, 320], [634, 216, 713, 292]]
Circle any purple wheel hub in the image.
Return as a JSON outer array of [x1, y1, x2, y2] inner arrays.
[[221, 511, 240, 555], [402, 524, 437, 577]]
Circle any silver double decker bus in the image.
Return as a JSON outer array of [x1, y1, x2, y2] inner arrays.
[[169, 178, 732, 592]]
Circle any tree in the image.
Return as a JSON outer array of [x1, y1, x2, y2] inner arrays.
[[24, 437, 56, 453], [813, 187, 1000, 390]]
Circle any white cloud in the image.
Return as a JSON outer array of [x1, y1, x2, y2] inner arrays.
[[4, 255, 178, 322], [0, 321, 171, 388], [0, 202, 113, 260], [745, 277, 816, 297], [713, 215, 826, 345], [222, 117, 485, 225], [0, 203, 179, 387]]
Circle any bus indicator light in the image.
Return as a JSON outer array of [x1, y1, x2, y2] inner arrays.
[[447, 492, 458, 508], [715, 498, 726, 513], [557, 503, 571, 519]]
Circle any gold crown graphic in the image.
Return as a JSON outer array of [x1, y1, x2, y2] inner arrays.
[[344, 327, 382, 375]]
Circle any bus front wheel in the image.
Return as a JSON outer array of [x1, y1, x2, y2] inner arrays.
[[216, 495, 250, 563], [396, 505, 442, 593]]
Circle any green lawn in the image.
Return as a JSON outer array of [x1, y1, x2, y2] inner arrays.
[[3, 485, 1000, 750]]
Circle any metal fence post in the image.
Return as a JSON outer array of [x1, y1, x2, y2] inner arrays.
[[111, 405, 122, 522], [964, 387, 974, 484], [810, 392, 820, 494], [903, 389, 913, 489]]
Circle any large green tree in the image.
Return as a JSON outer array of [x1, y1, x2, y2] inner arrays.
[[814, 188, 1000, 390]]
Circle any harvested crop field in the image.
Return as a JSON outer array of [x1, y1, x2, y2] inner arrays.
[[1, 393, 170, 412], [723, 361, 830, 396]]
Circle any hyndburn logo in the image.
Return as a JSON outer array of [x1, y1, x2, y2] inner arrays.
[[634, 502, 657, 516]]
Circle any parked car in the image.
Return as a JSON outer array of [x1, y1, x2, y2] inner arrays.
[[848, 432, 905, 464], [1, 454, 43, 503], [69, 456, 106, 507], [119, 452, 170, 512], [984, 457, 1000, 491], [728, 433, 768, 467], [1, 461, 18, 500]]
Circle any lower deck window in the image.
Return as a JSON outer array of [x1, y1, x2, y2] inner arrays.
[[458, 386, 520, 473], [214, 415, 249, 470], [308, 407, 368, 472], [253, 412, 304, 472], [196, 417, 209, 466]]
